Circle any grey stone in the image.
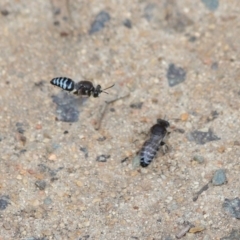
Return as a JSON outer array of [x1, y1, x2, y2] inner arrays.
[[212, 169, 227, 186]]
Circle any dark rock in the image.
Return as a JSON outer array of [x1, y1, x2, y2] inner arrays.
[[16, 122, 25, 134], [1, 9, 9, 16], [123, 19, 132, 28], [212, 169, 227, 186], [130, 102, 143, 109], [206, 110, 219, 122], [0, 195, 10, 210], [19, 149, 27, 154], [201, 0, 219, 11], [96, 154, 110, 162], [223, 198, 240, 219], [192, 155, 204, 164], [35, 180, 47, 190], [97, 136, 106, 142], [167, 63, 186, 87], [188, 128, 220, 145], [188, 35, 197, 42], [52, 92, 85, 122], [80, 147, 88, 159], [38, 164, 63, 178], [79, 235, 90, 240], [89, 11, 110, 34]]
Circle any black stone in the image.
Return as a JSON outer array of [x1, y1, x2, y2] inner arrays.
[[167, 63, 186, 87], [0, 195, 10, 210], [188, 128, 220, 145], [223, 198, 240, 219]]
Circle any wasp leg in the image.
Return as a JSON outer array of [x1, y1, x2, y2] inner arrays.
[[73, 86, 86, 96], [160, 141, 169, 154]]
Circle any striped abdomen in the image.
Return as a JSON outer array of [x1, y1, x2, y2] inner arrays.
[[50, 77, 75, 92], [139, 135, 162, 167]]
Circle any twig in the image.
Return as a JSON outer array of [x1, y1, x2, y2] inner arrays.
[[94, 93, 130, 130]]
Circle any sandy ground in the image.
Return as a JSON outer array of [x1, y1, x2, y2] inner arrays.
[[0, 0, 240, 239]]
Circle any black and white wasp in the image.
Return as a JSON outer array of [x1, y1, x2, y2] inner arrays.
[[50, 77, 114, 98], [139, 119, 170, 167]]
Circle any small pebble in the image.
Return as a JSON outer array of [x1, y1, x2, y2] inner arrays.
[[43, 197, 52, 205], [35, 180, 47, 190], [97, 136, 106, 141], [167, 63, 186, 87], [212, 169, 227, 186], [75, 180, 83, 187], [211, 62, 218, 70], [89, 11, 110, 34], [189, 226, 205, 233], [16, 122, 25, 134], [0, 196, 10, 210], [123, 19, 132, 28], [130, 102, 143, 109], [206, 110, 219, 122], [192, 155, 204, 164], [80, 147, 88, 159], [132, 155, 140, 168], [48, 154, 57, 161], [201, 0, 219, 11], [180, 113, 189, 121], [35, 124, 42, 130], [19, 134, 27, 146], [188, 128, 220, 145], [96, 154, 110, 162], [1, 9, 9, 16], [176, 224, 192, 239], [3, 222, 11, 230], [188, 35, 197, 42], [222, 198, 240, 219]]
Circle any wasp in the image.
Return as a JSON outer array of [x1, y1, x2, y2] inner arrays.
[[139, 119, 170, 167], [50, 77, 114, 98]]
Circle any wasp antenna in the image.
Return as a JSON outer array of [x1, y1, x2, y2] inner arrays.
[[102, 84, 115, 91]]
